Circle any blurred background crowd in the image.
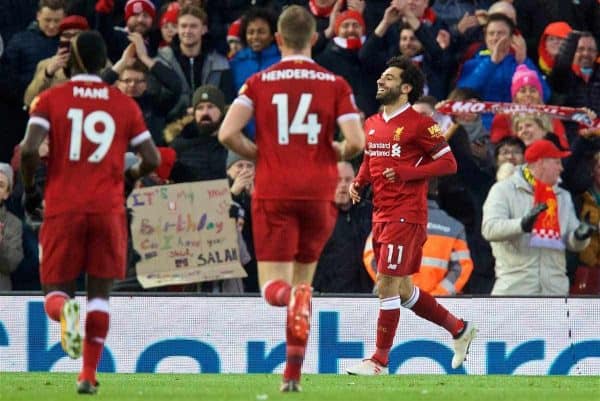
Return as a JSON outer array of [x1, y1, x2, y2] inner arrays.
[[0, 0, 599, 296]]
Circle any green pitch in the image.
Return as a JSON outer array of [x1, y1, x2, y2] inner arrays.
[[1, 373, 598, 401]]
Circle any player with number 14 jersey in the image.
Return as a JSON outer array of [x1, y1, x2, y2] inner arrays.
[[235, 56, 359, 201]]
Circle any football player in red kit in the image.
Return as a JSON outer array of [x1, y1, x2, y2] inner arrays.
[[20, 31, 160, 394], [347, 56, 477, 375], [219, 5, 365, 392]]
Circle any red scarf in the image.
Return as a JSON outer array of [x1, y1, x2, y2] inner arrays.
[[437, 100, 600, 129], [333, 36, 365, 50], [524, 167, 564, 250], [309, 0, 336, 17]]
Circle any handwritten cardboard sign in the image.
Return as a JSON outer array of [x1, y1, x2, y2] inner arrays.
[[127, 180, 247, 288]]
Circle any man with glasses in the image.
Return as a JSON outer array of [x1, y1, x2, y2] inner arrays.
[[104, 32, 181, 145]]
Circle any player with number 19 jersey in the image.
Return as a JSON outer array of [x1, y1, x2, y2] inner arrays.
[[29, 75, 151, 217], [235, 55, 360, 200]]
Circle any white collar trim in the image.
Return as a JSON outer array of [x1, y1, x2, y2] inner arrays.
[[281, 55, 315, 63], [71, 74, 102, 83], [382, 103, 411, 122]]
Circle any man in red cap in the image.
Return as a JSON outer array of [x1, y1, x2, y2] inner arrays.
[[315, 7, 380, 116], [24, 14, 89, 107], [95, 0, 160, 62], [482, 139, 596, 295]]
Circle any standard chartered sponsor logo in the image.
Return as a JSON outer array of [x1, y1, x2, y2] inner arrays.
[[367, 142, 401, 157]]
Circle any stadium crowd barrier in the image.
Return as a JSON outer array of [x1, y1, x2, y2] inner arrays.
[[0, 294, 598, 375]]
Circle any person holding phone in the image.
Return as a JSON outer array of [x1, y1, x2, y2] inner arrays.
[[24, 15, 89, 108]]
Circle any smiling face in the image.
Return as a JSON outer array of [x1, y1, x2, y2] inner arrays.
[[37, 6, 64, 38], [515, 118, 546, 146], [513, 84, 542, 104], [117, 69, 147, 98], [178, 14, 206, 48], [376, 67, 403, 105], [126, 11, 153, 35], [485, 20, 511, 51], [574, 36, 598, 69], [245, 18, 274, 52], [337, 18, 364, 39], [399, 28, 422, 57]]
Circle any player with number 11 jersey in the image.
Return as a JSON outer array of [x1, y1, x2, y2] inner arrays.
[[236, 56, 359, 201]]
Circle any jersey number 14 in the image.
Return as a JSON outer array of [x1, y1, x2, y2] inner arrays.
[[67, 108, 116, 163], [272, 93, 321, 145]]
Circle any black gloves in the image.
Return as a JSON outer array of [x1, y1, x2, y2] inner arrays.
[[521, 203, 548, 233], [574, 213, 598, 240]]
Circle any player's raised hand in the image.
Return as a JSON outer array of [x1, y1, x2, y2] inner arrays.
[[349, 182, 362, 204], [383, 167, 396, 183]]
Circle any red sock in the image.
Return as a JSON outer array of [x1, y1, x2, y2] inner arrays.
[[371, 296, 400, 367], [79, 310, 109, 385], [407, 288, 463, 337], [262, 280, 291, 307], [44, 291, 68, 322], [283, 320, 308, 381]]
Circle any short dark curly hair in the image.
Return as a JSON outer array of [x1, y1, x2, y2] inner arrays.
[[71, 30, 107, 75], [385, 55, 425, 104], [239, 7, 278, 48]]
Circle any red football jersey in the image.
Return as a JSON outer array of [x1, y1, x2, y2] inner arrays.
[[356, 104, 451, 224], [235, 55, 360, 200], [29, 75, 150, 216]]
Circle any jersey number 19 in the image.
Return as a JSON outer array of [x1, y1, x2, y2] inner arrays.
[[67, 108, 115, 163]]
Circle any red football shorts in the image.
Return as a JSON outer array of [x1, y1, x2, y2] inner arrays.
[[372, 221, 427, 276], [252, 199, 337, 263], [39, 212, 127, 284]]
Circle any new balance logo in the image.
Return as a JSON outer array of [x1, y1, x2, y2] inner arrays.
[[368, 129, 375, 135]]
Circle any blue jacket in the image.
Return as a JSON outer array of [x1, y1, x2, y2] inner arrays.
[[230, 42, 281, 92], [230, 43, 280, 138], [457, 49, 551, 128]]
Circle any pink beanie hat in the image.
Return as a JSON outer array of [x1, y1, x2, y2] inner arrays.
[[511, 64, 543, 100]]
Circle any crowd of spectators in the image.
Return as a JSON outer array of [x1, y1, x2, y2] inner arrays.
[[1, 0, 599, 295]]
